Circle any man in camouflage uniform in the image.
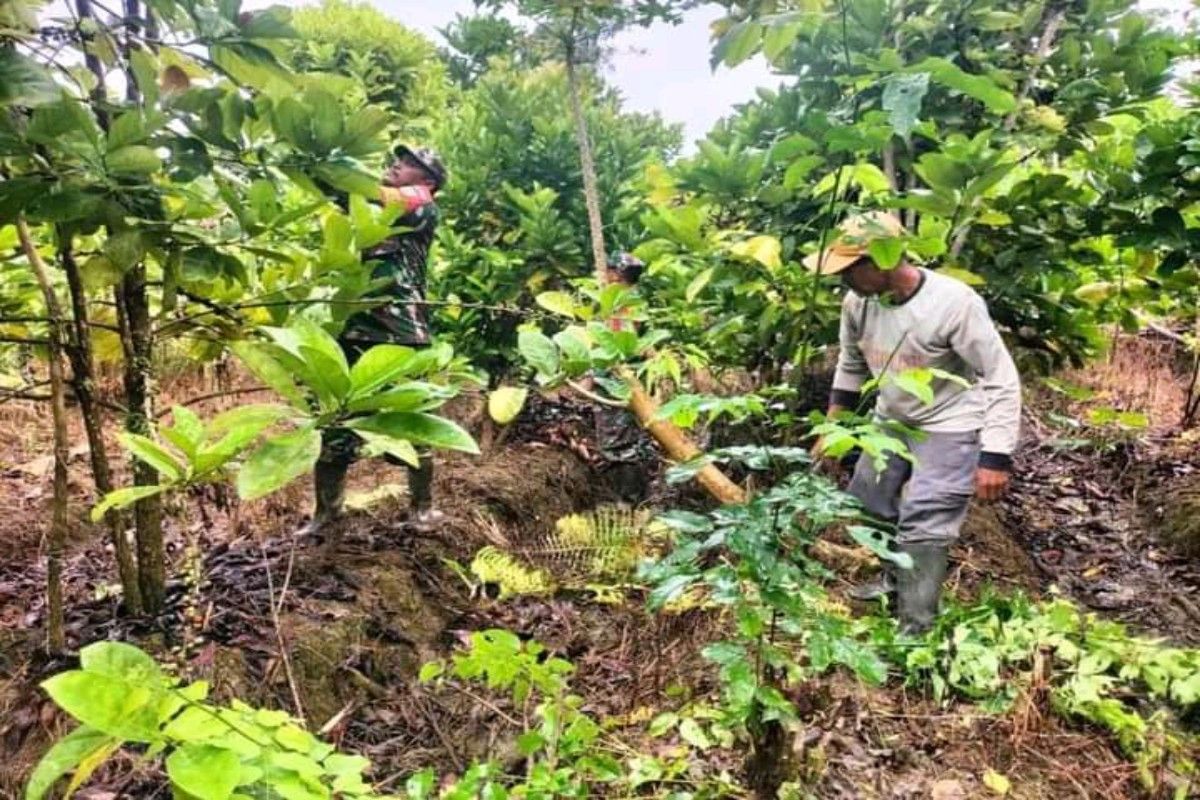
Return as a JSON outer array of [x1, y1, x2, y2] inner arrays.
[[596, 253, 656, 503], [309, 144, 448, 536]]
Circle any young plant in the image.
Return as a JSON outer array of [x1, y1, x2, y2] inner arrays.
[[27, 641, 390, 800], [97, 318, 478, 516]]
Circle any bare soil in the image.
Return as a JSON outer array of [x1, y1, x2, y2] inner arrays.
[[2, 336, 1199, 798]]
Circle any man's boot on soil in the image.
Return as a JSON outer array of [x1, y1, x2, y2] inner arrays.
[[406, 454, 445, 531], [895, 542, 950, 636], [848, 565, 896, 601], [301, 459, 348, 541], [848, 535, 899, 601]]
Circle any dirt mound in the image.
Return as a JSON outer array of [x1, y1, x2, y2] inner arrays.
[[1141, 469, 1200, 559]]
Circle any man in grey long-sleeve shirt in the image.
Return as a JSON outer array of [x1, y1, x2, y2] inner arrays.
[[805, 212, 1021, 634]]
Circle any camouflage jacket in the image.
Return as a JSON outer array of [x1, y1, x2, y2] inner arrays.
[[341, 190, 438, 347]]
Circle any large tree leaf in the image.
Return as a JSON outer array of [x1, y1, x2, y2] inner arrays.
[[236, 427, 322, 500], [348, 412, 479, 454], [106, 145, 162, 175], [914, 57, 1016, 114], [348, 344, 418, 398], [40, 671, 162, 741], [487, 386, 528, 425], [518, 330, 560, 379]]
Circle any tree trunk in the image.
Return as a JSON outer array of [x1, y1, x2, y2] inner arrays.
[[18, 218, 69, 654], [117, 265, 165, 613], [59, 236, 143, 613], [564, 56, 609, 284]]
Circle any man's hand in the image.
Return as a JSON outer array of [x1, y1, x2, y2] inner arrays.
[[975, 467, 1009, 502]]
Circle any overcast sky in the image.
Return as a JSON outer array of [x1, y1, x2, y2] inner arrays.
[[243, 0, 1196, 149]]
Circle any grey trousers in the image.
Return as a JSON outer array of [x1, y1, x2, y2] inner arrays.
[[847, 429, 980, 545]]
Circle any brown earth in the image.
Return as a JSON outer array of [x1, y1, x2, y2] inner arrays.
[[2, 335, 1200, 798]]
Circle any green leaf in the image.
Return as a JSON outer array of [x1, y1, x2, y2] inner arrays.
[[346, 383, 450, 414], [518, 330, 560, 378], [107, 111, 146, 150], [713, 20, 762, 67], [237, 428, 321, 501], [24, 726, 116, 800], [355, 430, 420, 467], [229, 341, 307, 408], [891, 369, 935, 405], [686, 267, 715, 302], [166, 743, 241, 800], [106, 145, 162, 175], [882, 72, 929, 138], [91, 485, 167, 522], [348, 413, 479, 455], [729, 235, 782, 270], [488, 387, 528, 425], [119, 433, 185, 482], [647, 712, 678, 737], [535, 291, 577, 319], [0, 49, 61, 108], [348, 344, 418, 398], [81, 641, 165, 686], [914, 57, 1016, 114], [868, 237, 905, 270], [40, 671, 161, 741]]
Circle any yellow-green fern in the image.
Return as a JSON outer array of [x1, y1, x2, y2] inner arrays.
[[470, 546, 555, 599]]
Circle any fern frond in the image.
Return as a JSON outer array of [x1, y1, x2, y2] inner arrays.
[[470, 546, 555, 598]]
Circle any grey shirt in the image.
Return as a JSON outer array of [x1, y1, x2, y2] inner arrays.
[[831, 268, 1022, 468]]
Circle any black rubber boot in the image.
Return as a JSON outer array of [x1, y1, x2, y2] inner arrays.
[[406, 454, 445, 529], [895, 543, 949, 635], [302, 459, 348, 540]]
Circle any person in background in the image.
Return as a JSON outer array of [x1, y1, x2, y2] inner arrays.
[[596, 252, 656, 503], [807, 212, 1021, 634], [308, 144, 448, 537]]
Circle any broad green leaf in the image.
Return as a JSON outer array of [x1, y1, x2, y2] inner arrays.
[[106, 145, 162, 175], [229, 342, 307, 408], [355, 430, 420, 467], [914, 57, 1016, 114], [63, 738, 121, 797], [535, 291, 577, 319], [729, 235, 782, 270], [648, 712, 678, 737], [882, 72, 929, 138], [868, 237, 905, 270], [40, 671, 161, 741], [348, 412, 479, 455], [208, 404, 294, 436], [24, 726, 115, 800], [1073, 281, 1114, 305], [107, 111, 146, 150], [487, 387, 528, 425], [348, 344, 417, 398], [166, 743, 240, 800], [346, 383, 450, 414], [890, 369, 935, 405], [236, 428, 321, 501], [80, 641, 165, 686], [713, 20, 762, 67], [119, 433, 185, 482], [91, 485, 167, 522], [846, 526, 913, 569], [518, 330, 560, 378]]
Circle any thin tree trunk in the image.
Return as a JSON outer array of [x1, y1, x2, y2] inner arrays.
[[59, 236, 142, 613], [18, 218, 69, 654], [564, 56, 609, 283], [117, 264, 165, 613]]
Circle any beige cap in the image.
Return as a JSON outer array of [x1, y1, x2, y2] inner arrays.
[[801, 211, 906, 275]]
